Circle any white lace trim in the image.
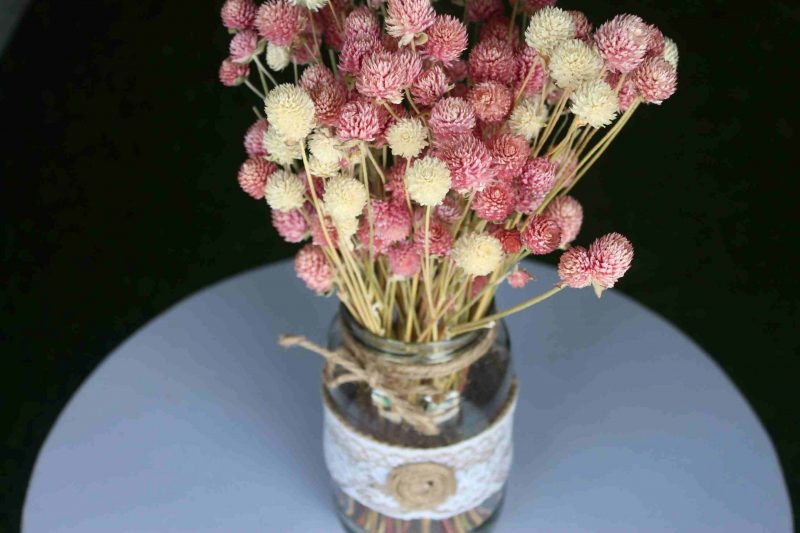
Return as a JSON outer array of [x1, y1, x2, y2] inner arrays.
[[323, 391, 517, 520]]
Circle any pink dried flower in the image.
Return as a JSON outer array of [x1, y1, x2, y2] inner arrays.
[[230, 30, 261, 63], [344, 6, 381, 40], [309, 213, 338, 246], [507, 268, 534, 288], [544, 195, 583, 247], [339, 36, 383, 75], [558, 245, 591, 288], [387, 240, 421, 278], [468, 81, 513, 124], [394, 48, 423, 86], [435, 194, 462, 223], [522, 0, 556, 14], [413, 216, 453, 256], [221, 0, 257, 30], [384, 162, 408, 202], [294, 244, 333, 294], [480, 17, 520, 48], [569, 10, 593, 40], [237, 157, 276, 199], [473, 180, 515, 222], [594, 14, 650, 74], [606, 71, 638, 111], [337, 100, 382, 141], [373, 198, 413, 243], [357, 51, 406, 104], [489, 226, 522, 253], [488, 134, 528, 180], [428, 97, 476, 139], [385, 0, 436, 46], [467, 0, 503, 23], [290, 25, 320, 65], [309, 81, 347, 127], [437, 134, 494, 193], [588, 232, 634, 292], [644, 24, 665, 57], [521, 215, 562, 255], [411, 65, 452, 106], [445, 59, 469, 83], [468, 38, 515, 83], [255, 0, 305, 48], [470, 275, 489, 297], [272, 208, 308, 243], [631, 57, 677, 104], [299, 64, 336, 91], [357, 218, 390, 253], [323, 17, 347, 52], [514, 46, 547, 98], [219, 58, 250, 87], [423, 15, 468, 66], [244, 118, 268, 158], [515, 157, 557, 213]]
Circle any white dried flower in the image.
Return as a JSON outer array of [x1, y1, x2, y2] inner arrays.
[[663, 37, 679, 69], [549, 39, 604, 89], [289, 0, 327, 11], [266, 43, 290, 71], [308, 128, 346, 167], [405, 156, 451, 207], [264, 169, 306, 211], [263, 84, 316, 142], [508, 98, 548, 141], [333, 216, 358, 242], [308, 156, 341, 178], [570, 80, 619, 128], [386, 117, 429, 159], [452, 233, 503, 276], [264, 127, 302, 166], [323, 176, 369, 221], [525, 7, 576, 57]]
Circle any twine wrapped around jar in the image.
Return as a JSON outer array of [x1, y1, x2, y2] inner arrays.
[[278, 324, 498, 435]]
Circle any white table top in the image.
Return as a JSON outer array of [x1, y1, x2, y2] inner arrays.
[[23, 260, 792, 532]]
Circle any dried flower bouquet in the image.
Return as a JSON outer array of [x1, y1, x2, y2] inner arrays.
[[219, 0, 677, 343]]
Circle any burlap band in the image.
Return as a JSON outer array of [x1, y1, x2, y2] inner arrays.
[[278, 325, 497, 435]]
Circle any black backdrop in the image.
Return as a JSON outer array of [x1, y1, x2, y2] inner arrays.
[[1, 0, 797, 528]]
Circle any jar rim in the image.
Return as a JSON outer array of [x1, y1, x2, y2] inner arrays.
[[338, 305, 497, 364]]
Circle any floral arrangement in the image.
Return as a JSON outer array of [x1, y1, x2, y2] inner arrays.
[[219, 0, 677, 342]]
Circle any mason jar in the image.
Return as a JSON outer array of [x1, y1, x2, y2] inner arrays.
[[323, 307, 517, 533]]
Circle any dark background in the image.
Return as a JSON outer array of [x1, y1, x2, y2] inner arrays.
[[1, 0, 797, 529]]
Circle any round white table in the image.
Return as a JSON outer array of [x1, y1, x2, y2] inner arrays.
[[23, 261, 793, 532]]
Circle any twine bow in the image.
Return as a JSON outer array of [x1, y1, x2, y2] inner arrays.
[[278, 326, 497, 436]]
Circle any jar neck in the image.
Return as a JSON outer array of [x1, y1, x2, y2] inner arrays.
[[339, 306, 493, 365]]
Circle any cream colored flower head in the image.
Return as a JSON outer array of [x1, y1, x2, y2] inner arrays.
[[525, 7, 576, 57], [323, 175, 368, 221], [663, 37, 679, 69], [508, 97, 548, 141], [386, 117, 429, 159], [308, 128, 345, 167], [264, 127, 302, 166], [333, 216, 358, 243], [266, 43, 290, 71], [549, 39, 604, 89], [405, 156, 451, 207], [452, 233, 503, 276], [264, 169, 306, 211], [570, 80, 619, 128], [264, 84, 316, 142]]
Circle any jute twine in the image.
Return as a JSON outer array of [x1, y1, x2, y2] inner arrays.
[[278, 325, 498, 435], [386, 462, 457, 510]]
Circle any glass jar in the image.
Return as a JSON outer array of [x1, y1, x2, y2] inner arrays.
[[323, 307, 516, 533]]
